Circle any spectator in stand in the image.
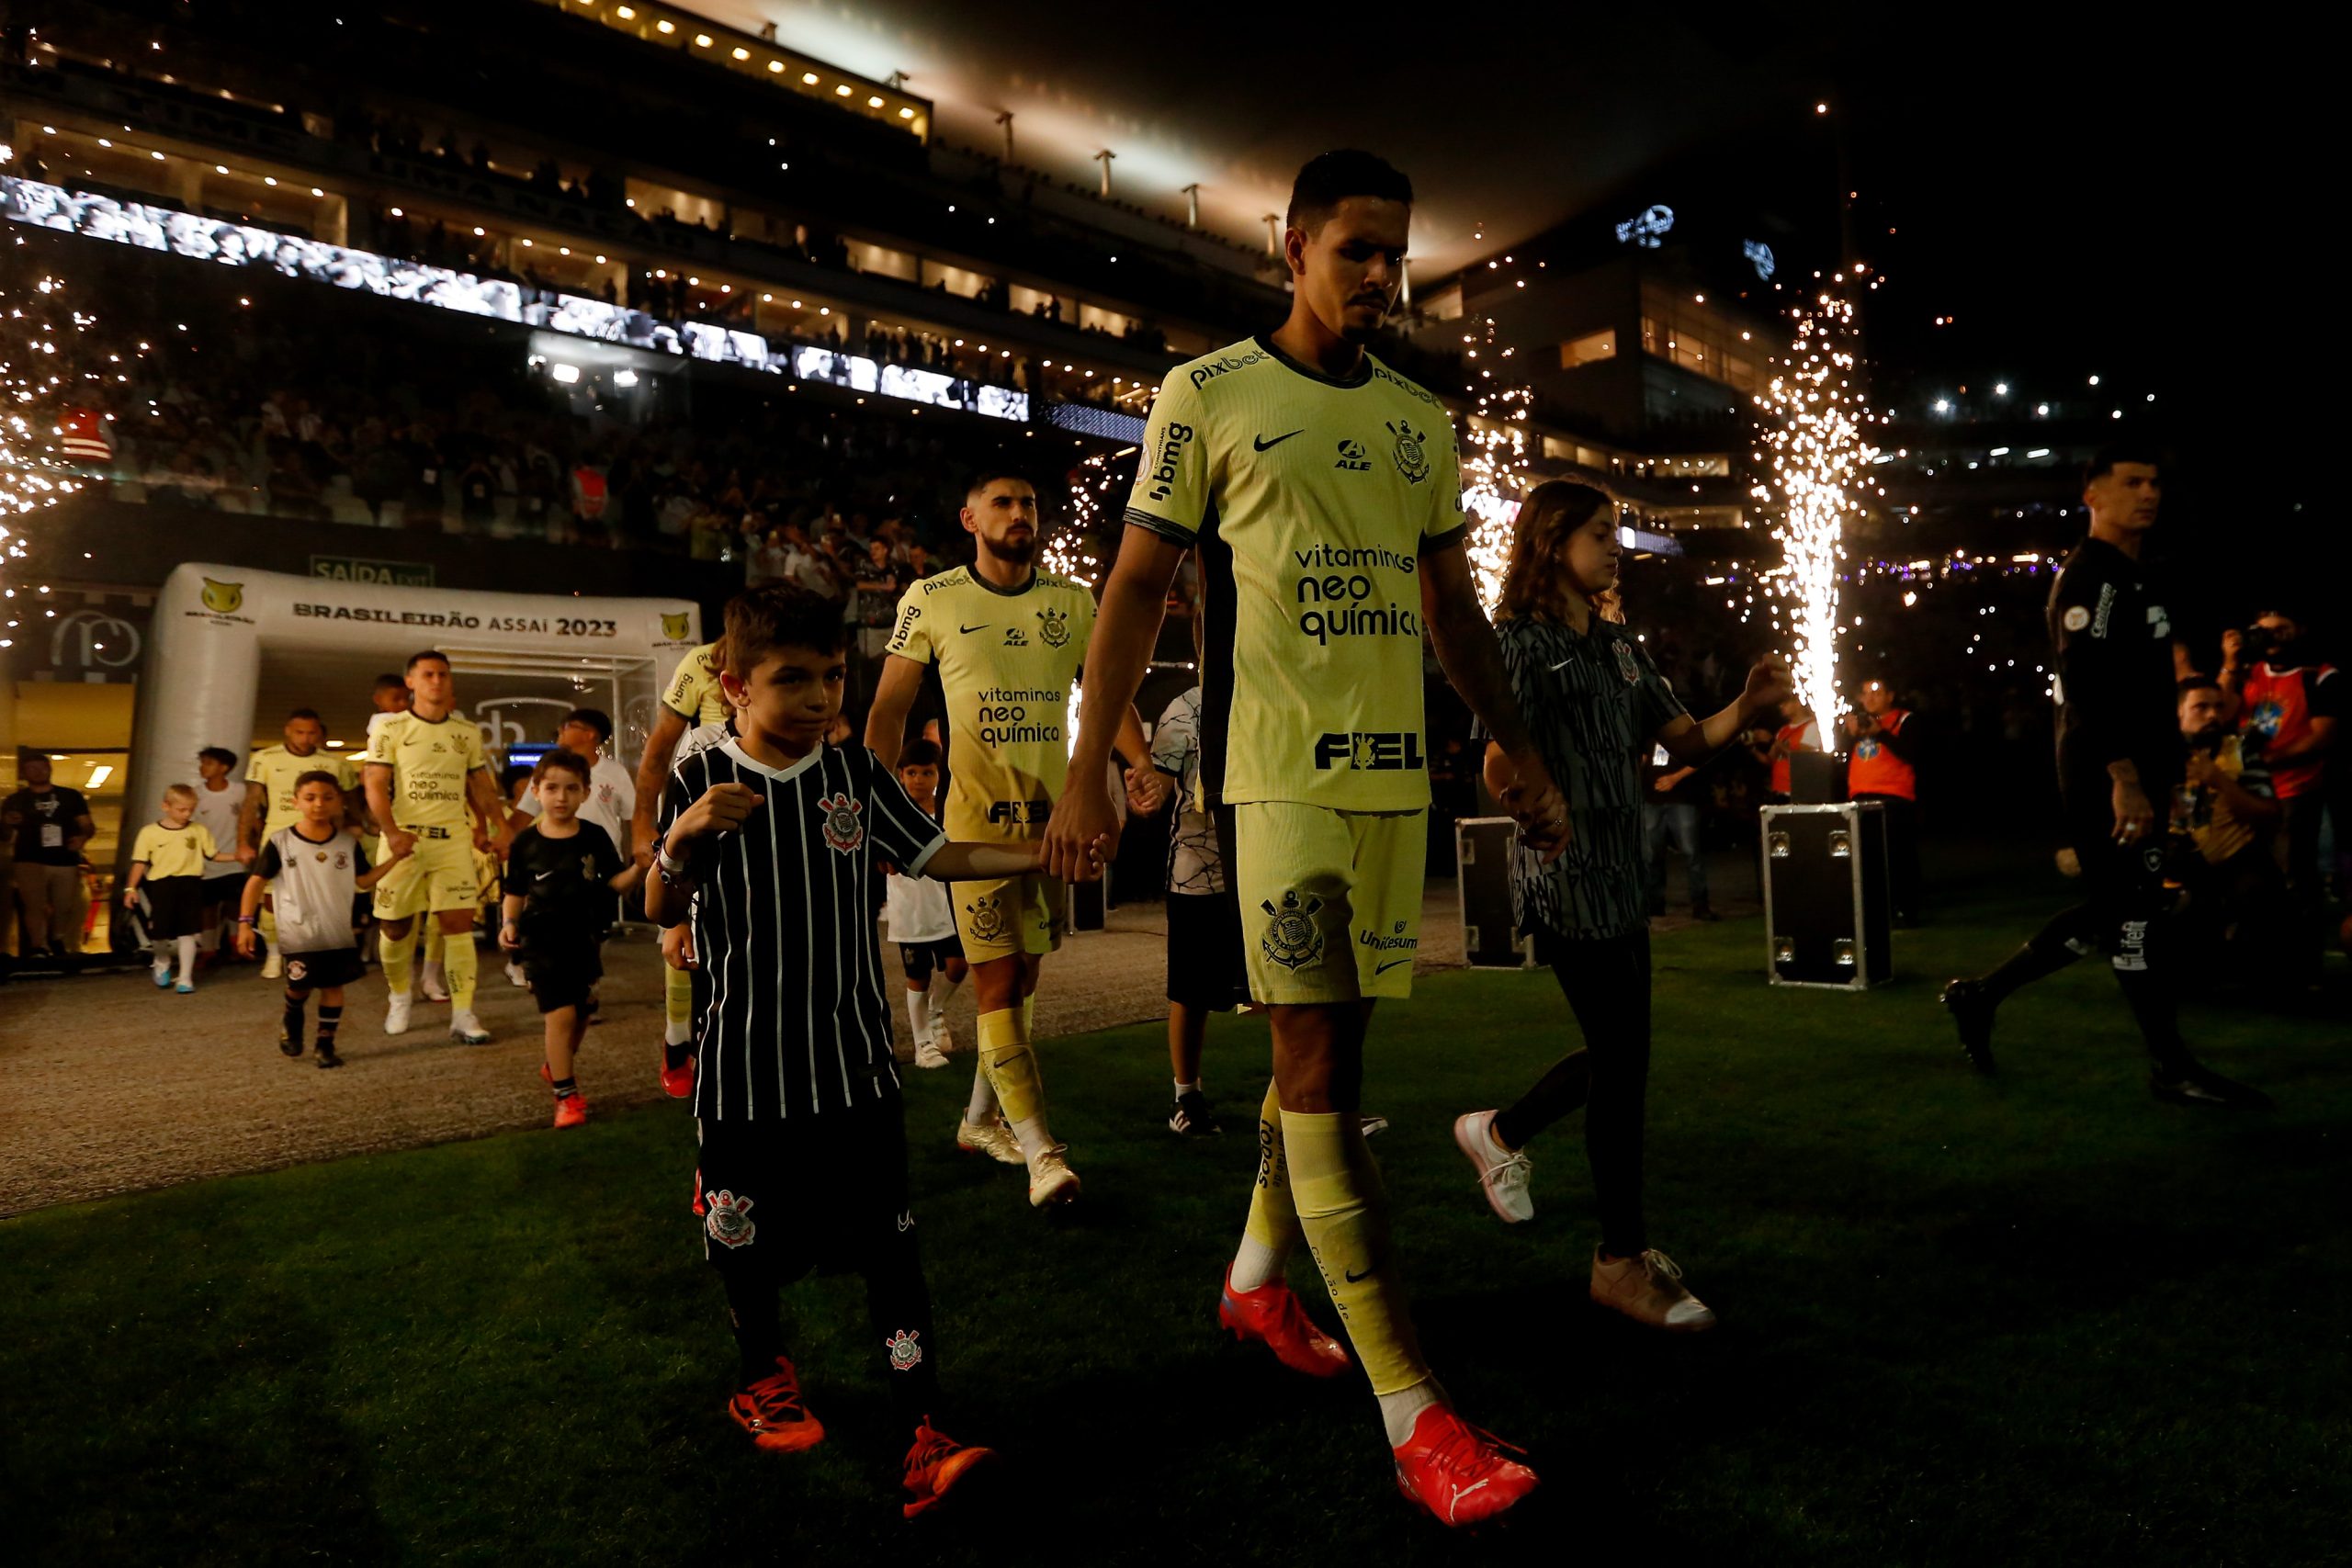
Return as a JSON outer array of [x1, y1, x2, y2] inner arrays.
[[1748, 694, 1821, 804], [2222, 608, 2338, 982], [5, 755, 95, 958], [1844, 679, 1925, 924], [852, 537, 902, 658], [2174, 676, 2285, 984]]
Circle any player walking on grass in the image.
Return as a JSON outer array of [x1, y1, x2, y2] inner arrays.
[[364, 650, 512, 1044], [1449, 481, 1791, 1333], [884, 739, 969, 1071], [865, 473, 1167, 1208], [236, 772, 407, 1066], [1046, 150, 1569, 1528], [502, 750, 645, 1128], [1941, 449, 2271, 1109], [647, 586, 1030, 1516], [239, 708, 361, 979]]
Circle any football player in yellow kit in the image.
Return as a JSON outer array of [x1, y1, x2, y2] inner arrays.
[[865, 474, 1164, 1207]]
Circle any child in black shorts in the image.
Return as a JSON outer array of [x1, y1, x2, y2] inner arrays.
[[501, 749, 644, 1128], [126, 784, 226, 993], [236, 771, 407, 1066]]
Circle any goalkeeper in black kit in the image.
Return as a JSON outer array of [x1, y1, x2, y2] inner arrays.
[[1940, 447, 2270, 1109]]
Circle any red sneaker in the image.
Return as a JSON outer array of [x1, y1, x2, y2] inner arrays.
[[1392, 1404, 1539, 1528], [729, 1358, 824, 1453], [552, 1092, 589, 1130], [899, 1416, 996, 1518], [659, 1043, 695, 1100], [1216, 1266, 1351, 1379]]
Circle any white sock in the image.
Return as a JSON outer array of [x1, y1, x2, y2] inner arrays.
[[906, 986, 932, 1043], [663, 1017, 692, 1046], [965, 1065, 1000, 1125], [175, 934, 198, 979], [1174, 1079, 1200, 1098], [1378, 1382, 1446, 1448], [420, 960, 445, 991], [152, 943, 171, 972], [1008, 1112, 1055, 1161], [1229, 1235, 1285, 1293], [928, 973, 960, 1022], [263, 933, 279, 964]]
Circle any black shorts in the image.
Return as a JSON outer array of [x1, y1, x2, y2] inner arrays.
[[898, 934, 963, 982], [282, 948, 365, 990], [198, 874, 245, 908], [1166, 888, 1250, 1010], [525, 946, 604, 1014], [693, 1098, 911, 1273], [142, 876, 204, 940]]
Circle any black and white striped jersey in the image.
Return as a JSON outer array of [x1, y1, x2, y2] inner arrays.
[[659, 739, 946, 1120]]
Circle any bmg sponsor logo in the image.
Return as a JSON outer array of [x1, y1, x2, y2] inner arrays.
[[1147, 421, 1195, 502], [1314, 731, 1424, 772]]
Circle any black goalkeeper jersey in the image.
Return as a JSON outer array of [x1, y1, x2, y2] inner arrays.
[[2048, 536, 2180, 802]]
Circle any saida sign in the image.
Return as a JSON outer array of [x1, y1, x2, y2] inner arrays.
[[311, 555, 435, 589]]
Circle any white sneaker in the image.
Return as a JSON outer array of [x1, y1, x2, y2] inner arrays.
[[419, 963, 450, 1003], [956, 1118, 1024, 1167], [1453, 1111, 1534, 1224], [1590, 1247, 1717, 1333], [383, 992, 413, 1036], [1026, 1143, 1081, 1208], [930, 1019, 956, 1055], [260, 951, 283, 980], [449, 1010, 492, 1045], [914, 1038, 951, 1069], [504, 961, 527, 988]]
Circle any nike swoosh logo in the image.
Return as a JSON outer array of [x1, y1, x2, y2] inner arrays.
[[1345, 1263, 1379, 1283], [1374, 958, 1413, 975], [1252, 429, 1305, 451], [959, 623, 989, 635]]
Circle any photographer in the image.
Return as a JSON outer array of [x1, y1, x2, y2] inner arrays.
[[1843, 679, 1924, 924], [2221, 609, 2338, 982], [2174, 677, 2285, 982]]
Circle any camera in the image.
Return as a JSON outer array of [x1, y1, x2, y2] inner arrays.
[[2238, 623, 2278, 663]]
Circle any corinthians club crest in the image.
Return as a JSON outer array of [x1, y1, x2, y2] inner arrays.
[[1613, 639, 1640, 684], [884, 1328, 924, 1371], [1260, 888, 1325, 971], [816, 793, 865, 852], [1385, 419, 1430, 485], [704, 1190, 756, 1248], [1036, 606, 1070, 649], [964, 891, 1008, 943]]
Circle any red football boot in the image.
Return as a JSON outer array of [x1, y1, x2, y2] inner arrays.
[[1216, 1266, 1351, 1378], [728, 1357, 824, 1453], [900, 1416, 996, 1518], [659, 1043, 695, 1100], [1391, 1404, 1539, 1528]]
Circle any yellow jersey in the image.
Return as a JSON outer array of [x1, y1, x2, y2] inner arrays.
[[661, 642, 731, 727], [132, 819, 215, 878], [363, 708, 488, 830], [1123, 334, 1464, 811], [245, 745, 361, 837], [883, 565, 1097, 840]]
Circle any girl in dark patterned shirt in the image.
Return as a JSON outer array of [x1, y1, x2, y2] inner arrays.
[[1457, 479, 1790, 1334]]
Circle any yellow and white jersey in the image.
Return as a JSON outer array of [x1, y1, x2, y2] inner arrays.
[[132, 819, 216, 879], [245, 745, 361, 836], [362, 708, 487, 831], [1122, 334, 1464, 812], [883, 565, 1096, 841], [661, 642, 731, 728]]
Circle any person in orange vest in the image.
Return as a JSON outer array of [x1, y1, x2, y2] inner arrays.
[[2220, 607, 2339, 984], [1747, 694, 1820, 803], [1844, 679, 1924, 923]]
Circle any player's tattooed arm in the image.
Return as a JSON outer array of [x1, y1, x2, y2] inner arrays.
[[924, 840, 1047, 881], [1046, 524, 1183, 882]]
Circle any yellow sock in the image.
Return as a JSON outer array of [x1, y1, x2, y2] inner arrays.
[[977, 1006, 1045, 1125], [258, 906, 277, 952], [1020, 992, 1035, 1034], [1233, 1079, 1302, 1291], [664, 963, 694, 1045], [442, 934, 478, 1012], [424, 921, 447, 965], [1284, 1110, 1430, 1398], [379, 923, 414, 998]]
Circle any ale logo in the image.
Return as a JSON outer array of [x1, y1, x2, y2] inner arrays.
[[661, 612, 692, 642], [199, 578, 244, 615]]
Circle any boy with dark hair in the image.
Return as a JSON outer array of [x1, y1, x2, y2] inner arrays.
[[883, 738, 969, 1073], [192, 746, 247, 958], [502, 748, 643, 1127], [649, 584, 1042, 1513], [238, 771, 408, 1066]]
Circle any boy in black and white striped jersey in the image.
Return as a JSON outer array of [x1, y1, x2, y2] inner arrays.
[[648, 587, 1076, 1515]]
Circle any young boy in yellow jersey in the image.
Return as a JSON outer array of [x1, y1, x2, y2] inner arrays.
[[239, 707, 361, 977], [1046, 151, 1569, 1527], [865, 474, 1166, 1208], [126, 784, 234, 992], [365, 649, 513, 1043]]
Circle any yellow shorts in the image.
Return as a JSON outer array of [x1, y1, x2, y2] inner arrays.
[[950, 874, 1064, 964], [1232, 801, 1425, 1004], [371, 831, 481, 919]]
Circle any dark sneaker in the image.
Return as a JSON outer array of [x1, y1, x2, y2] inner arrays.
[[278, 1027, 304, 1059], [315, 1043, 344, 1069], [1169, 1090, 1223, 1136], [2151, 1062, 2273, 1111], [1939, 978, 1997, 1074]]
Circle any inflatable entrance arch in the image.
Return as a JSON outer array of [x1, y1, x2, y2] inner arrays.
[[127, 563, 701, 863]]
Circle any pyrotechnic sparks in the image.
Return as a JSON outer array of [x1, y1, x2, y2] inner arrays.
[[1751, 286, 1876, 723], [1457, 295, 1535, 616], [1, 239, 91, 647], [1045, 451, 1111, 588]]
